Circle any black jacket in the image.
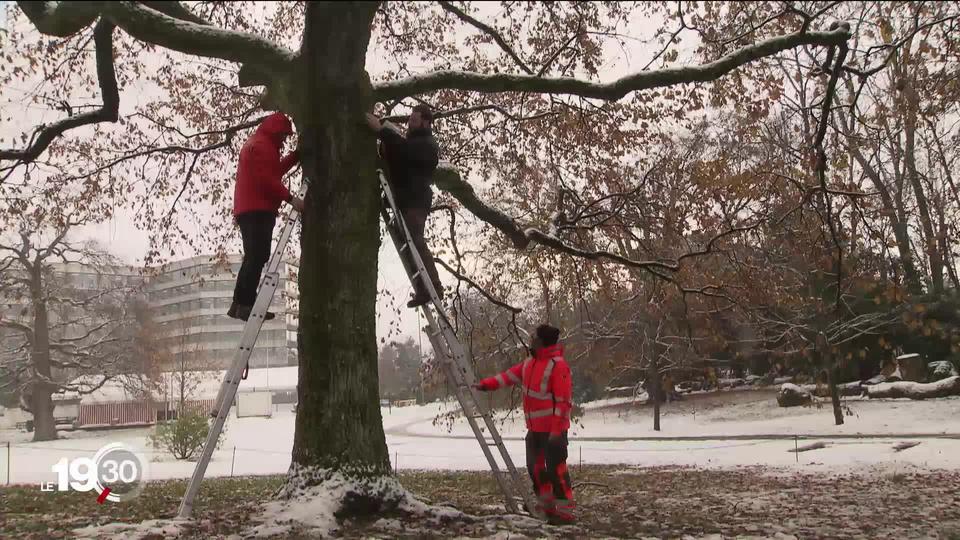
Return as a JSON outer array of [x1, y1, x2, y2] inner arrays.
[[378, 126, 439, 210]]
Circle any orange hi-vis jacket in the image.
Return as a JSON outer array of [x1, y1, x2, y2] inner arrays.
[[477, 344, 572, 435]]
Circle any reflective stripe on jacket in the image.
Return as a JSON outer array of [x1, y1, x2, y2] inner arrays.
[[478, 344, 572, 434]]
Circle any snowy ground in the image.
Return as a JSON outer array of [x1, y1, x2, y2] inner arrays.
[[2, 390, 959, 486]]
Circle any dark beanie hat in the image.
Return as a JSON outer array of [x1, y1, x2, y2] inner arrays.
[[536, 324, 561, 346]]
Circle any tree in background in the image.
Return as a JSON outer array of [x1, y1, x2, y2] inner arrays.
[[0, 214, 152, 440], [377, 337, 421, 401]]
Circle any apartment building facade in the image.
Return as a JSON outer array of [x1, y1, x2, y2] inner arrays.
[[146, 254, 299, 370]]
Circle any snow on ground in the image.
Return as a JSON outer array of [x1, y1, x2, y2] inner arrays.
[[73, 519, 188, 540], [403, 391, 960, 439], [2, 392, 959, 486]]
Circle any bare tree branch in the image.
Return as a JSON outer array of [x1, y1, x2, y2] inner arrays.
[[434, 258, 522, 314], [375, 25, 852, 101], [438, 1, 533, 75], [0, 20, 118, 166], [383, 104, 554, 124]]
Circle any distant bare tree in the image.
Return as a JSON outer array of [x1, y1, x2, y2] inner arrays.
[[0, 214, 148, 440]]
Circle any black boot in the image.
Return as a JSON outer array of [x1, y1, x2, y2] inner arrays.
[[407, 293, 431, 308]]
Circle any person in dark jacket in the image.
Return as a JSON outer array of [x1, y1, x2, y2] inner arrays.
[[365, 104, 442, 308], [229, 112, 304, 322]]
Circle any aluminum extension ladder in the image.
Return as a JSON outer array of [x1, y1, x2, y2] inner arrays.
[[378, 170, 541, 518], [177, 181, 307, 519]]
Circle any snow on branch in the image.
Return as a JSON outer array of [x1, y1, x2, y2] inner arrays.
[[15, 1, 100, 37], [100, 2, 295, 71], [375, 25, 852, 101]]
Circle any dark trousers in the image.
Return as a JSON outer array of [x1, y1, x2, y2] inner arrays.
[[400, 207, 442, 297], [233, 211, 276, 306], [525, 431, 575, 518]]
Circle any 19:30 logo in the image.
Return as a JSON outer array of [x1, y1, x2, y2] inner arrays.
[[44, 443, 148, 503]]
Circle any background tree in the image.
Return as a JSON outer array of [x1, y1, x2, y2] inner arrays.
[[377, 337, 422, 401], [0, 214, 149, 440]]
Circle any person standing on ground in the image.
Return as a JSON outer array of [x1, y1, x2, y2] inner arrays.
[[365, 104, 442, 308], [229, 112, 304, 322], [473, 324, 576, 524]]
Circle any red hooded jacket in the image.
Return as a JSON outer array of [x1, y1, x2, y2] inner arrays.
[[477, 344, 573, 435], [233, 112, 300, 216]]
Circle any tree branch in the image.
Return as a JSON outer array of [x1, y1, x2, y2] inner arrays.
[[0, 20, 118, 165], [139, 1, 209, 26], [375, 25, 851, 101], [100, 2, 295, 72], [434, 258, 522, 314], [438, 1, 533, 75], [433, 164, 679, 278], [383, 103, 554, 124], [14, 1, 100, 37]]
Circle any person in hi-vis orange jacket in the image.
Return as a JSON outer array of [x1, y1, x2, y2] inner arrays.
[[474, 324, 575, 524]]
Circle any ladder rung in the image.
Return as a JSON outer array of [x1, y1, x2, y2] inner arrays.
[[399, 243, 409, 252]]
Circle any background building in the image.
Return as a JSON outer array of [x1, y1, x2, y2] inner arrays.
[[146, 254, 299, 370], [1, 253, 301, 430]]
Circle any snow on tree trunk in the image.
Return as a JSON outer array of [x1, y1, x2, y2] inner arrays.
[[279, 2, 398, 518], [777, 383, 813, 407], [864, 376, 960, 400], [800, 381, 863, 398]]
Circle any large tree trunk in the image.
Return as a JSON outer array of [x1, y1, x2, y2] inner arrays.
[[282, 1, 398, 514], [30, 271, 57, 442]]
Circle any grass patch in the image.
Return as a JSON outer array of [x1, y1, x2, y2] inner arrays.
[[2, 466, 958, 539]]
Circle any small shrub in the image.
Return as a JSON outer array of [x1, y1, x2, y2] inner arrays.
[[150, 410, 226, 461]]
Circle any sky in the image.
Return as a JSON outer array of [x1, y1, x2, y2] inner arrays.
[[1, 3, 666, 345]]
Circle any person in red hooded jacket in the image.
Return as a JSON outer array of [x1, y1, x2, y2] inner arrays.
[[228, 112, 305, 322], [474, 324, 576, 524]]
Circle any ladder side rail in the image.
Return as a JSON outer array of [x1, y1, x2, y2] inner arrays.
[[377, 172, 445, 308], [380, 172, 540, 517], [212, 182, 306, 412], [178, 273, 280, 518], [423, 321, 519, 512], [179, 175, 305, 519]]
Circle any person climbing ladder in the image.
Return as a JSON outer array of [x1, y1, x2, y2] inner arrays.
[[365, 104, 442, 308], [229, 112, 305, 322]]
